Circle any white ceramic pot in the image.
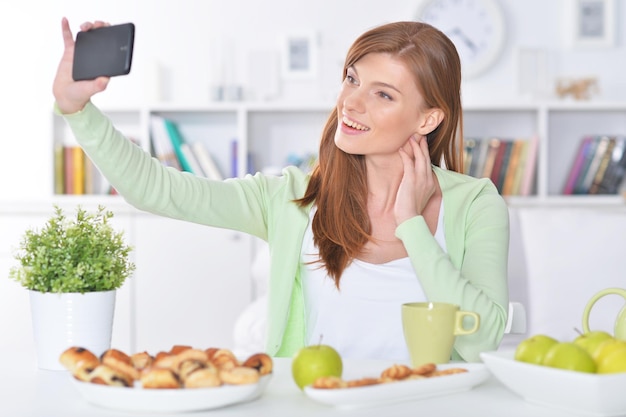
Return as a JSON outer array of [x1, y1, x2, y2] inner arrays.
[[29, 290, 116, 370]]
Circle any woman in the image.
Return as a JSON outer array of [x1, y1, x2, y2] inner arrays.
[[53, 18, 509, 362]]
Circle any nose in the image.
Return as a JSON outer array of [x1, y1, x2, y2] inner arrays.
[[341, 87, 366, 114]]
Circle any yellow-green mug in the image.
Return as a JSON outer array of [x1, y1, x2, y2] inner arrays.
[[402, 302, 480, 366]]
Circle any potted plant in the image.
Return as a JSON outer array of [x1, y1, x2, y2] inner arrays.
[[9, 205, 135, 370]]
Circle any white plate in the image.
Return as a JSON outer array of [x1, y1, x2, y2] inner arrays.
[[304, 362, 488, 409], [70, 374, 272, 413], [481, 349, 626, 417]]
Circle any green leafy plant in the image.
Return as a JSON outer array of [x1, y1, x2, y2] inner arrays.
[[9, 205, 135, 293]]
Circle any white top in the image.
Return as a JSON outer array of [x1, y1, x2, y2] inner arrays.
[[302, 204, 447, 361]]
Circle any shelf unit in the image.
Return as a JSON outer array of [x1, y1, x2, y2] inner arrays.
[[2, 100, 622, 354], [50, 100, 626, 209]]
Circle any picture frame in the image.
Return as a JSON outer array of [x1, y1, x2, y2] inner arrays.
[[571, 0, 615, 48], [280, 33, 318, 80]]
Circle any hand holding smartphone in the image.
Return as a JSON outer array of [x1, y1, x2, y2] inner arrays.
[[72, 23, 135, 81]]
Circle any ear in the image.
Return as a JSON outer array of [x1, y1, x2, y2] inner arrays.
[[415, 108, 444, 136]]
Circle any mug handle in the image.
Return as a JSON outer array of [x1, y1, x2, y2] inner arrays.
[[454, 311, 480, 335], [582, 288, 626, 333]]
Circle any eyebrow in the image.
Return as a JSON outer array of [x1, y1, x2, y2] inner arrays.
[[349, 65, 403, 95]]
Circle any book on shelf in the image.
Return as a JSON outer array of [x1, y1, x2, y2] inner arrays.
[[230, 139, 238, 178], [481, 138, 501, 180], [588, 137, 616, 194], [563, 135, 626, 195], [55, 143, 117, 195], [191, 141, 223, 180], [149, 115, 182, 170], [510, 139, 529, 195], [150, 114, 227, 180], [54, 144, 65, 194], [62, 146, 85, 195], [162, 118, 194, 173], [469, 138, 489, 178], [572, 137, 600, 194], [579, 136, 610, 193], [461, 136, 538, 196], [563, 136, 593, 195], [502, 140, 524, 195], [180, 143, 206, 177], [489, 139, 508, 190], [495, 140, 513, 193], [591, 136, 626, 194], [463, 138, 476, 175], [519, 134, 539, 196]]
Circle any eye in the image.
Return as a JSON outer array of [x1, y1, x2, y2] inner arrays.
[[345, 74, 358, 85], [377, 91, 393, 100]]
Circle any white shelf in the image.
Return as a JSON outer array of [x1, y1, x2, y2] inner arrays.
[[49, 100, 626, 206]]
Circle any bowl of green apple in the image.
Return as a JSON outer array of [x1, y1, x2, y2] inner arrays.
[[481, 330, 626, 416]]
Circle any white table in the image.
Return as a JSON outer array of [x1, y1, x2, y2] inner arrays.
[[2, 346, 581, 417]]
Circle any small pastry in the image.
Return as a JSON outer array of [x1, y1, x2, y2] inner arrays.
[[152, 352, 177, 371], [169, 345, 192, 355], [427, 367, 468, 377], [346, 377, 380, 388], [204, 347, 219, 361], [130, 351, 153, 371], [178, 359, 208, 381], [73, 362, 100, 382], [89, 364, 134, 387], [184, 368, 222, 388], [211, 349, 239, 369], [380, 364, 413, 380], [101, 348, 140, 380], [141, 367, 181, 389], [172, 348, 209, 369], [219, 366, 260, 385], [412, 362, 437, 376], [312, 376, 346, 389], [59, 346, 100, 381], [242, 353, 273, 375]]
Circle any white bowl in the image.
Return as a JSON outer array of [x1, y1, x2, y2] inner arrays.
[[480, 349, 626, 417]]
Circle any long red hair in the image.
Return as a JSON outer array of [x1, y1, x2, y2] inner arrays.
[[297, 21, 463, 287]]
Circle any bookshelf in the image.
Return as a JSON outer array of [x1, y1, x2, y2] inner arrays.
[[50, 101, 626, 208], [2, 100, 624, 354]]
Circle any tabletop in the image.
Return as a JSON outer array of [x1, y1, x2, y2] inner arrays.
[[2, 345, 587, 417]]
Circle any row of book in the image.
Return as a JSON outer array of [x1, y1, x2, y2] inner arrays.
[[54, 145, 115, 195], [54, 114, 227, 195], [563, 135, 626, 195], [150, 115, 224, 180], [463, 136, 539, 196]]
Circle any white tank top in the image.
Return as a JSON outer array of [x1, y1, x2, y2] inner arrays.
[[301, 204, 447, 361]]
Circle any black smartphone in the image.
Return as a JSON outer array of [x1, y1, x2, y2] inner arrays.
[[72, 23, 135, 81]]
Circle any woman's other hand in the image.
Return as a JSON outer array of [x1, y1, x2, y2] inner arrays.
[[52, 17, 111, 114], [394, 135, 436, 225]]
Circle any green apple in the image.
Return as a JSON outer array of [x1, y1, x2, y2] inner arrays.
[[291, 344, 343, 389], [591, 338, 626, 364], [514, 334, 559, 365], [597, 346, 626, 374], [573, 330, 613, 356], [542, 342, 596, 373]]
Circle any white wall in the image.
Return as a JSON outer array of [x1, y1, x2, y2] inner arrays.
[[2, 0, 626, 349], [2, 0, 626, 200]]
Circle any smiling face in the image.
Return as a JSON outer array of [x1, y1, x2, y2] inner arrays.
[[334, 52, 433, 158]]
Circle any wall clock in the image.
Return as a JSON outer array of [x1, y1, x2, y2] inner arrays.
[[416, 0, 506, 79]]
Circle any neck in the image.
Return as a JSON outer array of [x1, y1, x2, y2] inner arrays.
[[366, 159, 402, 213]]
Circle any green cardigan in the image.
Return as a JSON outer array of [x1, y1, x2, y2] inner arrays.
[[60, 102, 510, 362]]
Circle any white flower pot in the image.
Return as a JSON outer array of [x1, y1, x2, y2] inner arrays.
[[29, 290, 116, 370]]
